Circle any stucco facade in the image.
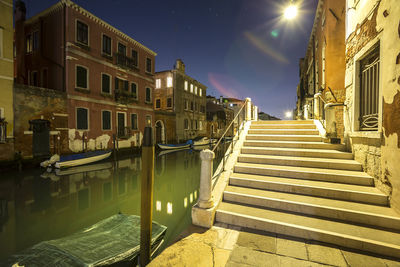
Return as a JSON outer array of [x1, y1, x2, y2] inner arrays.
[[154, 60, 207, 143], [297, 0, 346, 139], [344, 0, 400, 212], [0, 0, 14, 161], [14, 0, 156, 154]]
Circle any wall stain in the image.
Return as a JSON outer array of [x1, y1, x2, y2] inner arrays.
[[383, 91, 400, 147]]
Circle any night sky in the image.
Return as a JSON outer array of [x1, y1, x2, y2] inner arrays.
[[22, 0, 317, 119]]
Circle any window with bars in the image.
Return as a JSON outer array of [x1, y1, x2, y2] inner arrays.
[[359, 46, 380, 131], [76, 21, 88, 45], [145, 87, 152, 103], [131, 49, 138, 67], [146, 58, 152, 73], [131, 83, 137, 99]]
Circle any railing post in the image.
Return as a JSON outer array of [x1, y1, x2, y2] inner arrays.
[[140, 126, 154, 266], [246, 97, 252, 121], [198, 149, 215, 209], [254, 106, 258, 121]]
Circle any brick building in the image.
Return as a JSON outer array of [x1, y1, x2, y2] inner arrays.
[[206, 96, 234, 139], [14, 0, 156, 154], [154, 59, 207, 143], [296, 0, 346, 139]]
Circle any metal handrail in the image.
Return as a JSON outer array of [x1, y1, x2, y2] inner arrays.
[[212, 98, 248, 153]]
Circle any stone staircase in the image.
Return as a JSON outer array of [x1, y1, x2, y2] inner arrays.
[[215, 120, 400, 258]]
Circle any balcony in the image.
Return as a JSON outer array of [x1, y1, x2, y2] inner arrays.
[[115, 52, 138, 71], [114, 89, 137, 104]]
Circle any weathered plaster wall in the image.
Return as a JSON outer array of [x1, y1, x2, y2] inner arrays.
[[345, 0, 400, 212], [13, 84, 69, 158]]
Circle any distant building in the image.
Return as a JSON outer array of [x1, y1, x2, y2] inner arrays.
[[14, 0, 156, 155], [206, 96, 234, 139], [154, 59, 207, 143], [296, 0, 346, 139], [0, 0, 14, 161], [258, 112, 280, 121]]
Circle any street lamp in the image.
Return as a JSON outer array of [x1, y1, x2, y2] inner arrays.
[[284, 4, 298, 20], [285, 111, 293, 119]]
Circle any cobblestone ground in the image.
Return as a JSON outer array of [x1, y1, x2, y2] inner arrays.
[[149, 223, 400, 267]]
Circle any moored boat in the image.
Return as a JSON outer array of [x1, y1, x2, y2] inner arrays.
[[54, 150, 112, 169], [192, 136, 214, 146], [157, 140, 192, 150], [3, 214, 167, 266]]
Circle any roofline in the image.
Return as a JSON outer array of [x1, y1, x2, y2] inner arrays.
[[305, 0, 324, 56], [25, 0, 157, 56], [156, 68, 207, 89]]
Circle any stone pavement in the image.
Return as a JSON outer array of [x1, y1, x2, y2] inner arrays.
[[148, 223, 400, 267]]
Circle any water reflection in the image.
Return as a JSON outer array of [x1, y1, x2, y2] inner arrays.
[[0, 147, 219, 261]]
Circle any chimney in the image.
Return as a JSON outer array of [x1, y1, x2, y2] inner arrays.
[[175, 59, 185, 73], [15, 0, 27, 84]]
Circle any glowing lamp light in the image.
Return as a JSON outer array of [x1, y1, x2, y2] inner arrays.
[[194, 190, 197, 199], [167, 202, 173, 214], [156, 201, 162, 211], [284, 5, 298, 20], [189, 193, 193, 203], [285, 111, 293, 119], [184, 197, 188, 208]]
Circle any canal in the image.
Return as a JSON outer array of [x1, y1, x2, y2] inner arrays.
[[0, 145, 228, 262]]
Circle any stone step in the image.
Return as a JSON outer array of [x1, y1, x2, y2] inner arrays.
[[223, 186, 397, 229], [250, 124, 317, 129], [238, 154, 362, 171], [243, 140, 346, 151], [246, 134, 322, 142], [241, 147, 353, 160], [234, 162, 373, 186], [229, 173, 386, 205], [216, 202, 400, 258], [248, 129, 320, 135], [252, 120, 314, 125]]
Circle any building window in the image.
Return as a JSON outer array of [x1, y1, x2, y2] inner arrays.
[[199, 121, 203, 130], [167, 77, 173, 87], [184, 81, 188, 91], [131, 49, 138, 67], [102, 110, 111, 130], [115, 77, 129, 91], [118, 42, 126, 55], [76, 20, 89, 46], [195, 86, 198, 95], [155, 99, 161, 109], [101, 73, 111, 94], [145, 87, 152, 103], [184, 119, 189, 130], [26, 34, 32, 53], [76, 107, 88, 130], [184, 99, 188, 110], [191, 120, 193, 129], [156, 79, 161, 88], [200, 105, 205, 113], [76, 65, 88, 89], [199, 88, 202, 96], [146, 115, 152, 126], [194, 102, 198, 111], [359, 46, 380, 131], [146, 58, 152, 73], [32, 31, 39, 51], [30, 71, 38, 86], [190, 84, 193, 93], [102, 34, 111, 56], [190, 101, 194, 111], [131, 113, 138, 130], [131, 83, 137, 99], [167, 98, 172, 108]]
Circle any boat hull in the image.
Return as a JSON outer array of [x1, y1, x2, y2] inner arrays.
[[157, 143, 191, 150], [55, 151, 112, 169]]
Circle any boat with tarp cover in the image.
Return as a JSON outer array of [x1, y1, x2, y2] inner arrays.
[[55, 150, 112, 169], [3, 214, 167, 266]]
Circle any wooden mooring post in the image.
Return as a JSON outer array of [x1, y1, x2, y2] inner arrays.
[[140, 126, 154, 266]]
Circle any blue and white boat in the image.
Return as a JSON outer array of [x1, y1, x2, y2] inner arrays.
[[53, 150, 112, 169], [157, 140, 193, 150]]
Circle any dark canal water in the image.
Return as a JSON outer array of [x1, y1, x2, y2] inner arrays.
[[0, 146, 226, 261]]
